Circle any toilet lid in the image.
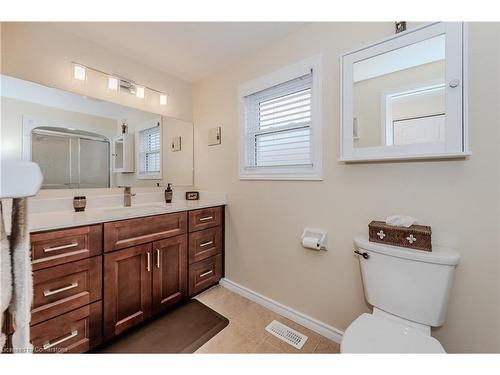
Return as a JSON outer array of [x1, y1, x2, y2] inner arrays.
[[341, 313, 445, 353]]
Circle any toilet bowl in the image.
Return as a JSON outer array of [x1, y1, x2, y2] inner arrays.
[[341, 235, 460, 353]]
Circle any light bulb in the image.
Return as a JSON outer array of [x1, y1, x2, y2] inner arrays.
[[136, 86, 145, 99], [160, 94, 167, 105], [73, 65, 86, 81], [108, 77, 119, 91]]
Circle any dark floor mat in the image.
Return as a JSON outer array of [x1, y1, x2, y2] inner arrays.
[[97, 299, 229, 353]]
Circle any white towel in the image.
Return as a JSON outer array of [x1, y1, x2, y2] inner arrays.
[[8, 198, 33, 353], [0, 200, 13, 352]]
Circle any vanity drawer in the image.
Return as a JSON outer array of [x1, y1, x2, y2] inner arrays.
[[31, 225, 102, 271], [188, 254, 222, 296], [31, 256, 102, 325], [104, 212, 187, 252], [30, 301, 102, 354], [188, 227, 222, 264], [188, 206, 222, 232]]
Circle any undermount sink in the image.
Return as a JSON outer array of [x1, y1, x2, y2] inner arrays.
[[101, 204, 165, 215]]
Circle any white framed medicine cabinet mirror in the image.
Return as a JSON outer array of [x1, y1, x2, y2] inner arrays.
[[340, 22, 470, 162]]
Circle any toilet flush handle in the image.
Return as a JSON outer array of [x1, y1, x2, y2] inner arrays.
[[354, 250, 369, 259]]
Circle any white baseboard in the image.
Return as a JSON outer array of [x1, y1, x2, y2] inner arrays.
[[219, 278, 344, 344]]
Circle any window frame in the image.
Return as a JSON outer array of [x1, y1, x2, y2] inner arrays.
[[238, 55, 323, 180], [136, 117, 163, 180]]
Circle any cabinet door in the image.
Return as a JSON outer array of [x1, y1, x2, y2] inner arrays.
[[152, 235, 188, 314], [104, 243, 152, 339]]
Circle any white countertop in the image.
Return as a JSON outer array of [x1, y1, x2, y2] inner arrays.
[[1, 190, 227, 233], [29, 199, 226, 232]]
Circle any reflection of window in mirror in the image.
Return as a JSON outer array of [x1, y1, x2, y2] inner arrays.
[[138, 124, 161, 179]]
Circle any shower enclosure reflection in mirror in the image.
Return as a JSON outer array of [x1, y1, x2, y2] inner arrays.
[[340, 22, 470, 162]]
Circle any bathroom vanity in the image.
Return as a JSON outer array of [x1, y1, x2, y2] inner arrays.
[[3, 203, 225, 353]]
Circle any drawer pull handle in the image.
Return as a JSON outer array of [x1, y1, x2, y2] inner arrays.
[[156, 249, 160, 268], [200, 270, 213, 278], [43, 330, 78, 350], [43, 282, 79, 297], [200, 241, 213, 247], [147, 252, 151, 272], [199, 216, 213, 222], [43, 242, 78, 253]]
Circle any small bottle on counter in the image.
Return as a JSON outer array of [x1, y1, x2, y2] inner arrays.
[[164, 183, 173, 203]]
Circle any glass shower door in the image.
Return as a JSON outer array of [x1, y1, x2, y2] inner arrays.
[[31, 128, 110, 189]]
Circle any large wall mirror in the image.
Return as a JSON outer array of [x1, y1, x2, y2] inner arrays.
[[340, 22, 470, 162], [1, 75, 194, 189]]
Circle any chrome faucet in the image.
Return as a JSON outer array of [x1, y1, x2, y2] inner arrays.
[[119, 186, 136, 207]]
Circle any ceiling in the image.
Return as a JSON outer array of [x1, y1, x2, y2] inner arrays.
[[52, 22, 308, 82]]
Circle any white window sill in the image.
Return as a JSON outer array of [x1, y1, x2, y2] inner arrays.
[[137, 173, 162, 180], [239, 167, 322, 181]]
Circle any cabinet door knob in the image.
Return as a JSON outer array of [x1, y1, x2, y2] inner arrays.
[[449, 79, 460, 88], [156, 249, 160, 268], [146, 252, 151, 272]]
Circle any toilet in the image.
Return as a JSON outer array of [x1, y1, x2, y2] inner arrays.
[[341, 235, 460, 353]]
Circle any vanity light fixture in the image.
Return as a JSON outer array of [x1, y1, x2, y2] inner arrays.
[[136, 86, 145, 99], [107, 76, 119, 91], [73, 64, 87, 81], [160, 94, 167, 106], [71, 61, 168, 104]]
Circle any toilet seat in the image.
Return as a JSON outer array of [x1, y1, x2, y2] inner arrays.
[[341, 313, 445, 353]]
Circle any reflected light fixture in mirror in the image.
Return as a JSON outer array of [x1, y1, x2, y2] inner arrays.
[[136, 86, 145, 98], [160, 94, 167, 106], [108, 76, 119, 91], [73, 64, 86, 81]]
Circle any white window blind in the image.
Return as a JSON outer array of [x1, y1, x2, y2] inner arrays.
[[138, 125, 160, 176], [244, 72, 313, 168]]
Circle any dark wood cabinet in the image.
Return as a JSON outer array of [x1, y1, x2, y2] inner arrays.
[[104, 212, 187, 252], [152, 235, 188, 314], [189, 226, 222, 264], [30, 301, 102, 353], [103, 243, 152, 339], [5, 205, 224, 354], [189, 254, 222, 296], [31, 256, 102, 325], [31, 224, 102, 271], [188, 206, 222, 232]]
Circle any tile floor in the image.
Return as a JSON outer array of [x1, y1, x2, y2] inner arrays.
[[193, 285, 340, 354]]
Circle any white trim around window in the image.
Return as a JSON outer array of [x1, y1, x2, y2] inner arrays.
[[238, 55, 323, 180]]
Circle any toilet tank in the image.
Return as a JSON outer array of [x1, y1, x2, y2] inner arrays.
[[354, 235, 460, 327]]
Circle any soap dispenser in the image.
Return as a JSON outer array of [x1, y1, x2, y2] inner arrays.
[[165, 183, 173, 203]]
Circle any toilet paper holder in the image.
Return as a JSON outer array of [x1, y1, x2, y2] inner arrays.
[[301, 228, 328, 251]]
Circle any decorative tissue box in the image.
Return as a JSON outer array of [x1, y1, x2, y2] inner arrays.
[[368, 221, 432, 252]]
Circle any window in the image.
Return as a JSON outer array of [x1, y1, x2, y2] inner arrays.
[[138, 123, 161, 179], [239, 56, 322, 180]]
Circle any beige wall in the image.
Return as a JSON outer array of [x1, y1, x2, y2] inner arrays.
[[193, 22, 500, 353], [0, 22, 192, 121]]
